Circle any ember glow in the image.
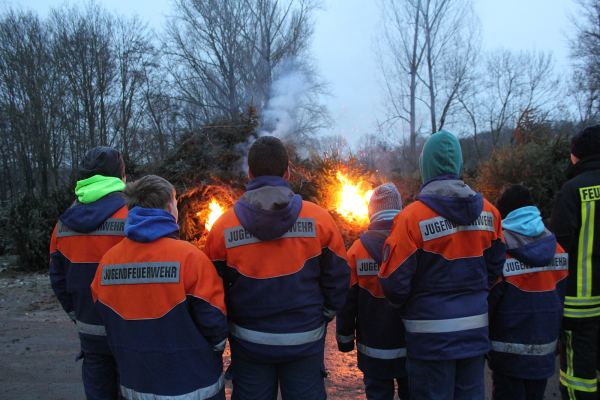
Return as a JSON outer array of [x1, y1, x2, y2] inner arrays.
[[335, 171, 373, 221], [198, 200, 224, 232]]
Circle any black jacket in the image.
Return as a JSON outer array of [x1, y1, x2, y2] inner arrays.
[[549, 155, 600, 320]]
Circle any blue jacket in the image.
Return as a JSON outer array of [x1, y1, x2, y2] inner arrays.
[[204, 176, 350, 363], [336, 219, 407, 379], [92, 207, 228, 398], [488, 208, 568, 379], [49, 193, 127, 354], [379, 177, 506, 360]]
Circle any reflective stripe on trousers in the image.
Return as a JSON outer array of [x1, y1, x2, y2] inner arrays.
[[490, 339, 557, 356], [76, 320, 106, 336], [336, 333, 355, 343], [561, 329, 597, 395], [403, 313, 488, 333], [120, 374, 224, 400], [229, 322, 326, 346], [357, 342, 406, 359]]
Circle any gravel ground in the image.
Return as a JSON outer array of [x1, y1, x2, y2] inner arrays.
[[0, 266, 561, 399]]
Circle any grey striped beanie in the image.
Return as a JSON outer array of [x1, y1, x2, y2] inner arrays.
[[368, 183, 403, 217]]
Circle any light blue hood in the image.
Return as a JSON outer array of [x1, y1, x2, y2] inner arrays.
[[502, 206, 545, 237]]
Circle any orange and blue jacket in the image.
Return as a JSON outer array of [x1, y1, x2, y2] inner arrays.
[[336, 220, 407, 379], [379, 176, 506, 360], [91, 206, 228, 399], [488, 224, 567, 379], [204, 176, 351, 363], [49, 192, 127, 354]]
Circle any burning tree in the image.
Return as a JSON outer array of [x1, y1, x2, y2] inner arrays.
[[310, 152, 376, 248]]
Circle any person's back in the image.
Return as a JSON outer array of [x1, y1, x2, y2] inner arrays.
[[549, 125, 600, 399], [203, 136, 350, 400], [378, 130, 506, 400], [336, 183, 409, 400], [49, 146, 128, 399], [91, 175, 228, 400], [488, 185, 568, 400]]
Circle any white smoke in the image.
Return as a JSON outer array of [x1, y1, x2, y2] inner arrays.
[[260, 70, 309, 139], [237, 61, 311, 171]]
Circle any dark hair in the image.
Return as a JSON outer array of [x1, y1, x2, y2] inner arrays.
[[123, 175, 175, 210], [495, 184, 535, 219], [247, 136, 289, 178]]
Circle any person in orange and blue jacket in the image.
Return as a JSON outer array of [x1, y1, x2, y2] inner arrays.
[[50, 146, 128, 400], [336, 183, 409, 400], [203, 136, 351, 400], [91, 175, 228, 400], [378, 130, 506, 400], [488, 185, 568, 400]]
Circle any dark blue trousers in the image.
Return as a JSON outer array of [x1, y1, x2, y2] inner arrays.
[[491, 371, 547, 400], [79, 351, 119, 400], [363, 375, 409, 400], [406, 355, 485, 400], [229, 351, 326, 400]]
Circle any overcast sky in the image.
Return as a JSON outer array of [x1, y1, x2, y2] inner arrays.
[[19, 0, 580, 145]]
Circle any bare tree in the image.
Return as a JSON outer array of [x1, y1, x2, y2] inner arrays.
[[375, 0, 425, 168], [568, 0, 600, 123], [164, 0, 249, 121], [375, 0, 479, 169], [481, 48, 559, 148]]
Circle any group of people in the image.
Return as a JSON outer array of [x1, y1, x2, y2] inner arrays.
[[48, 125, 600, 400]]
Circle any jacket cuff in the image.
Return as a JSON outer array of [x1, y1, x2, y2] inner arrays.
[[337, 341, 355, 352]]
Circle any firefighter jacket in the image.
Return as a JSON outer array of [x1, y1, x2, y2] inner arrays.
[[49, 192, 127, 354], [204, 175, 351, 364], [379, 176, 506, 361], [336, 219, 407, 379], [91, 206, 228, 400], [488, 221, 568, 380], [550, 155, 600, 320]]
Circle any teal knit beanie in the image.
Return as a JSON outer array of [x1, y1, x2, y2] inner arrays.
[[419, 130, 463, 182]]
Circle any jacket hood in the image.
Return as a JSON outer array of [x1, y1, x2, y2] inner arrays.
[[419, 130, 463, 182], [125, 207, 180, 243], [567, 154, 600, 179], [502, 206, 545, 237], [233, 176, 303, 241], [360, 233, 388, 265], [416, 176, 484, 225], [59, 193, 126, 233], [74, 175, 126, 204], [504, 228, 557, 267]]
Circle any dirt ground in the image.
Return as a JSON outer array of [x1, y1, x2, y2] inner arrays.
[[0, 265, 562, 400]]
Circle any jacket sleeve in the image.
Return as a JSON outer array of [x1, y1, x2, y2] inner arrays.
[[48, 225, 75, 322], [378, 213, 418, 309], [549, 185, 580, 253], [319, 214, 351, 322], [487, 275, 506, 325], [185, 253, 229, 353], [485, 238, 506, 288], [203, 220, 228, 290], [336, 250, 359, 352]]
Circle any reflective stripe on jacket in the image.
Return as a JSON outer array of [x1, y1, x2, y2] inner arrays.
[[91, 236, 227, 398], [488, 228, 568, 379], [204, 199, 350, 364], [550, 156, 600, 320], [379, 188, 505, 361], [336, 236, 407, 379], [49, 195, 127, 354]]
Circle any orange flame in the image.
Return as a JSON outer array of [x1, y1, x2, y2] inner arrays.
[[197, 199, 224, 232], [335, 171, 373, 221]]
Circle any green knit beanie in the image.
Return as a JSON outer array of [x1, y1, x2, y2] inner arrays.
[[419, 130, 463, 182]]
